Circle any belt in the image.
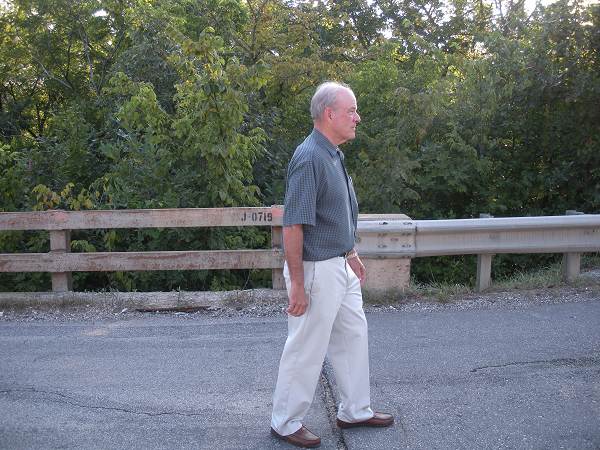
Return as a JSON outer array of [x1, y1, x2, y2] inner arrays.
[[339, 250, 353, 259]]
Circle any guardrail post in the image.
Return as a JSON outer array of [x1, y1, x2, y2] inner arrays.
[[562, 210, 584, 282], [50, 229, 73, 292], [271, 205, 285, 290], [476, 213, 493, 292], [356, 216, 414, 291]]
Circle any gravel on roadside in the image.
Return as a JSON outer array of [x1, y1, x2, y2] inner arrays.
[[0, 284, 598, 323]]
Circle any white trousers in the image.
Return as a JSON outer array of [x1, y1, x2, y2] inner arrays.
[[271, 256, 374, 436]]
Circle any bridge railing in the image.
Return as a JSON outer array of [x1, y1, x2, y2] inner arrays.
[[1, 207, 598, 293], [0, 207, 412, 292], [413, 213, 600, 290], [0, 207, 285, 292]]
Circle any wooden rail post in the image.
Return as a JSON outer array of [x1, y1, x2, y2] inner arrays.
[[563, 210, 584, 282], [476, 213, 494, 292], [50, 229, 73, 292], [271, 205, 285, 290]]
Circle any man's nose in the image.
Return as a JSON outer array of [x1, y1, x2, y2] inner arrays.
[[354, 112, 361, 123]]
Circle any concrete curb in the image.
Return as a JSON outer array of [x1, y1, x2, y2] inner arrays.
[[0, 289, 288, 311]]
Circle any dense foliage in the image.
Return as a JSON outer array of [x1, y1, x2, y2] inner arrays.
[[1, 0, 598, 291]]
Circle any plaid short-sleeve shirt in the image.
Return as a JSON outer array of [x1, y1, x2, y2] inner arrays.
[[283, 129, 359, 261]]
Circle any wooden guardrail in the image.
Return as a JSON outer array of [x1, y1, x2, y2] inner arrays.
[[0, 207, 286, 292]]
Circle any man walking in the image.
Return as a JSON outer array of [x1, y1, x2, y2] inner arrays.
[[270, 81, 394, 448]]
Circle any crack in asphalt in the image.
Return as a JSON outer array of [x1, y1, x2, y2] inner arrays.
[[320, 360, 348, 450], [470, 356, 600, 373], [394, 409, 408, 436], [0, 387, 205, 417]]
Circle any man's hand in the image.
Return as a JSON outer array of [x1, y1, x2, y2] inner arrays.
[[283, 224, 308, 316], [348, 255, 366, 284], [287, 282, 309, 316]]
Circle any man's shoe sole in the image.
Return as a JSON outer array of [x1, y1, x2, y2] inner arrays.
[[270, 427, 321, 448], [336, 418, 394, 429]]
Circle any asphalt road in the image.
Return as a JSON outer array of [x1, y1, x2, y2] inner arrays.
[[1, 299, 599, 450]]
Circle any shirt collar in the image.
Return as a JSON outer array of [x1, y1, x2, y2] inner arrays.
[[311, 128, 340, 158]]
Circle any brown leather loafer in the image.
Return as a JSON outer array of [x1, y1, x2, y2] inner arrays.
[[337, 412, 394, 429], [270, 425, 321, 448]]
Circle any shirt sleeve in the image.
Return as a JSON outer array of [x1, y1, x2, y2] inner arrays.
[[283, 160, 317, 227]]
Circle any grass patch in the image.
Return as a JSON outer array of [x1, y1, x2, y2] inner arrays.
[[494, 259, 600, 291], [363, 281, 471, 305], [493, 263, 564, 290], [582, 253, 600, 270]]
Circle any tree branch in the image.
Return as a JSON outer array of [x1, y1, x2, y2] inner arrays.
[[79, 26, 98, 94], [33, 56, 74, 91]]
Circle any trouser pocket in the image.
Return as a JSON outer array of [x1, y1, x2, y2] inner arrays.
[[283, 261, 316, 297]]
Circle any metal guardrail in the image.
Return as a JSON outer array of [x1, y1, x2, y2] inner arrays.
[[357, 214, 600, 255], [356, 213, 600, 290], [414, 215, 600, 255], [418, 213, 600, 290], [1, 208, 598, 293]]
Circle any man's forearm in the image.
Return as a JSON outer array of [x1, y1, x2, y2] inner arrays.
[[283, 224, 304, 286]]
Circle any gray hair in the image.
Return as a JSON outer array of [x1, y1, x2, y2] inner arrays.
[[310, 81, 353, 121]]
